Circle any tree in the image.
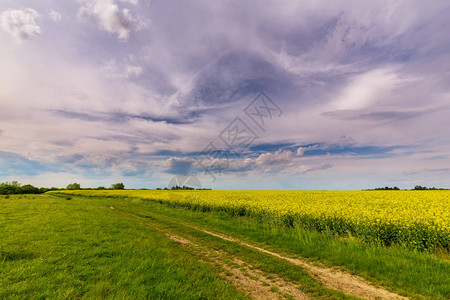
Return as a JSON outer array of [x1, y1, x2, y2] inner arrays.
[[21, 184, 40, 194], [170, 185, 194, 190], [66, 183, 81, 190], [111, 183, 125, 190], [0, 181, 21, 194], [414, 185, 427, 190], [0, 181, 46, 195]]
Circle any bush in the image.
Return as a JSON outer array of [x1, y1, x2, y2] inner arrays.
[[111, 183, 125, 190], [66, 183, 81, 190]]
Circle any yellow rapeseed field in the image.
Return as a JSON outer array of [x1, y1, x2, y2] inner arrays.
[[54, 190, 450, 250]]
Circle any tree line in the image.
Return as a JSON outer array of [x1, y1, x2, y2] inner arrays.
[[0, 181, 125, 195], [368, 185, 448, 191], [156, 185, 212, 190]]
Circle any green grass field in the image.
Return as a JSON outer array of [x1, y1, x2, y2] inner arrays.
[[1, 193, 449, 299], [0, 194, 244, 299]]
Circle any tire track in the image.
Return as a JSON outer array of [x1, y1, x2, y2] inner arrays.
[[109, 205, 308, 299], [165, 234, 309, 300], [110, 205, 408, 299]]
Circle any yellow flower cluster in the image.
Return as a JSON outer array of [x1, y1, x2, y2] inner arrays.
[[54, 189, 450, 250]]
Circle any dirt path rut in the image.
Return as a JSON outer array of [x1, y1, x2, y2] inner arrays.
[[189, 226, 406, 300], [165, 233, 309, 300], [110, 205, 307, 299], [109, 205, 407, 300]]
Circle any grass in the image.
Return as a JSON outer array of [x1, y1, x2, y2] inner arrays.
[[0, 194, 245, 299]]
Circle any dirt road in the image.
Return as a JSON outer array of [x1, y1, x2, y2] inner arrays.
[[109, 205, 407, 300]]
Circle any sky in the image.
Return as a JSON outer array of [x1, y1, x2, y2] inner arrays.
[[0, 0, 450, 190]]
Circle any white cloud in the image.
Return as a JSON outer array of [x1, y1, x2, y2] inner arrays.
[[124, 65, 143, 78], [77, 0, 136, 40], [296, 147, 306, 156], [256, 150, 294, 166], [0, 8, 41, 43], [120, 0, 139, 5], [296, 145, 320, 156], [104, 59, 144, 78], [190, 150, 297, 175], [48, 10, 62, 22], [295, 163, 333, 174], [331, 68, 404, 110]]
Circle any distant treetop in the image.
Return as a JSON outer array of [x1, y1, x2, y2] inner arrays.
[[66, 183, 81, 190], [111, 183, 125, 190]]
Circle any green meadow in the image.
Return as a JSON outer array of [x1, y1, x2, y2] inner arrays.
[[1, 193, 449, 299]]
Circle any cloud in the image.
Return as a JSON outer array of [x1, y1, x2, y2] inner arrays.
[[124, 65, 143, 78], [296, 163, 334, 174], [0, 8, 41, 42], [322, 108, 437, 122], [330, 68, 405, 111], [189, 149, 297, 175], [404, 167, 450, 175], [120, 159, 153, 177], [336, 135, 356, 147], [0, 151, 46, 176], [56, 154, 85, 164], [51, 109, 201, 125], [1, 0, 450, 189], [166, 157, 195, 175], [120, 0, 139, 5], [48, 10, 61, 22], [296, 147, 306, 156], [189, 147, 337, 178], [77, 0, 138, 40], [194, 157, 255, 174], [105, 59, 144, 78], [296, 145, 320, 156], [255, 150, 294, 166]]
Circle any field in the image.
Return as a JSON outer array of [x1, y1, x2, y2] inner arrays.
[[1, 191, 449, 299], [54, 190, 450, 251]]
